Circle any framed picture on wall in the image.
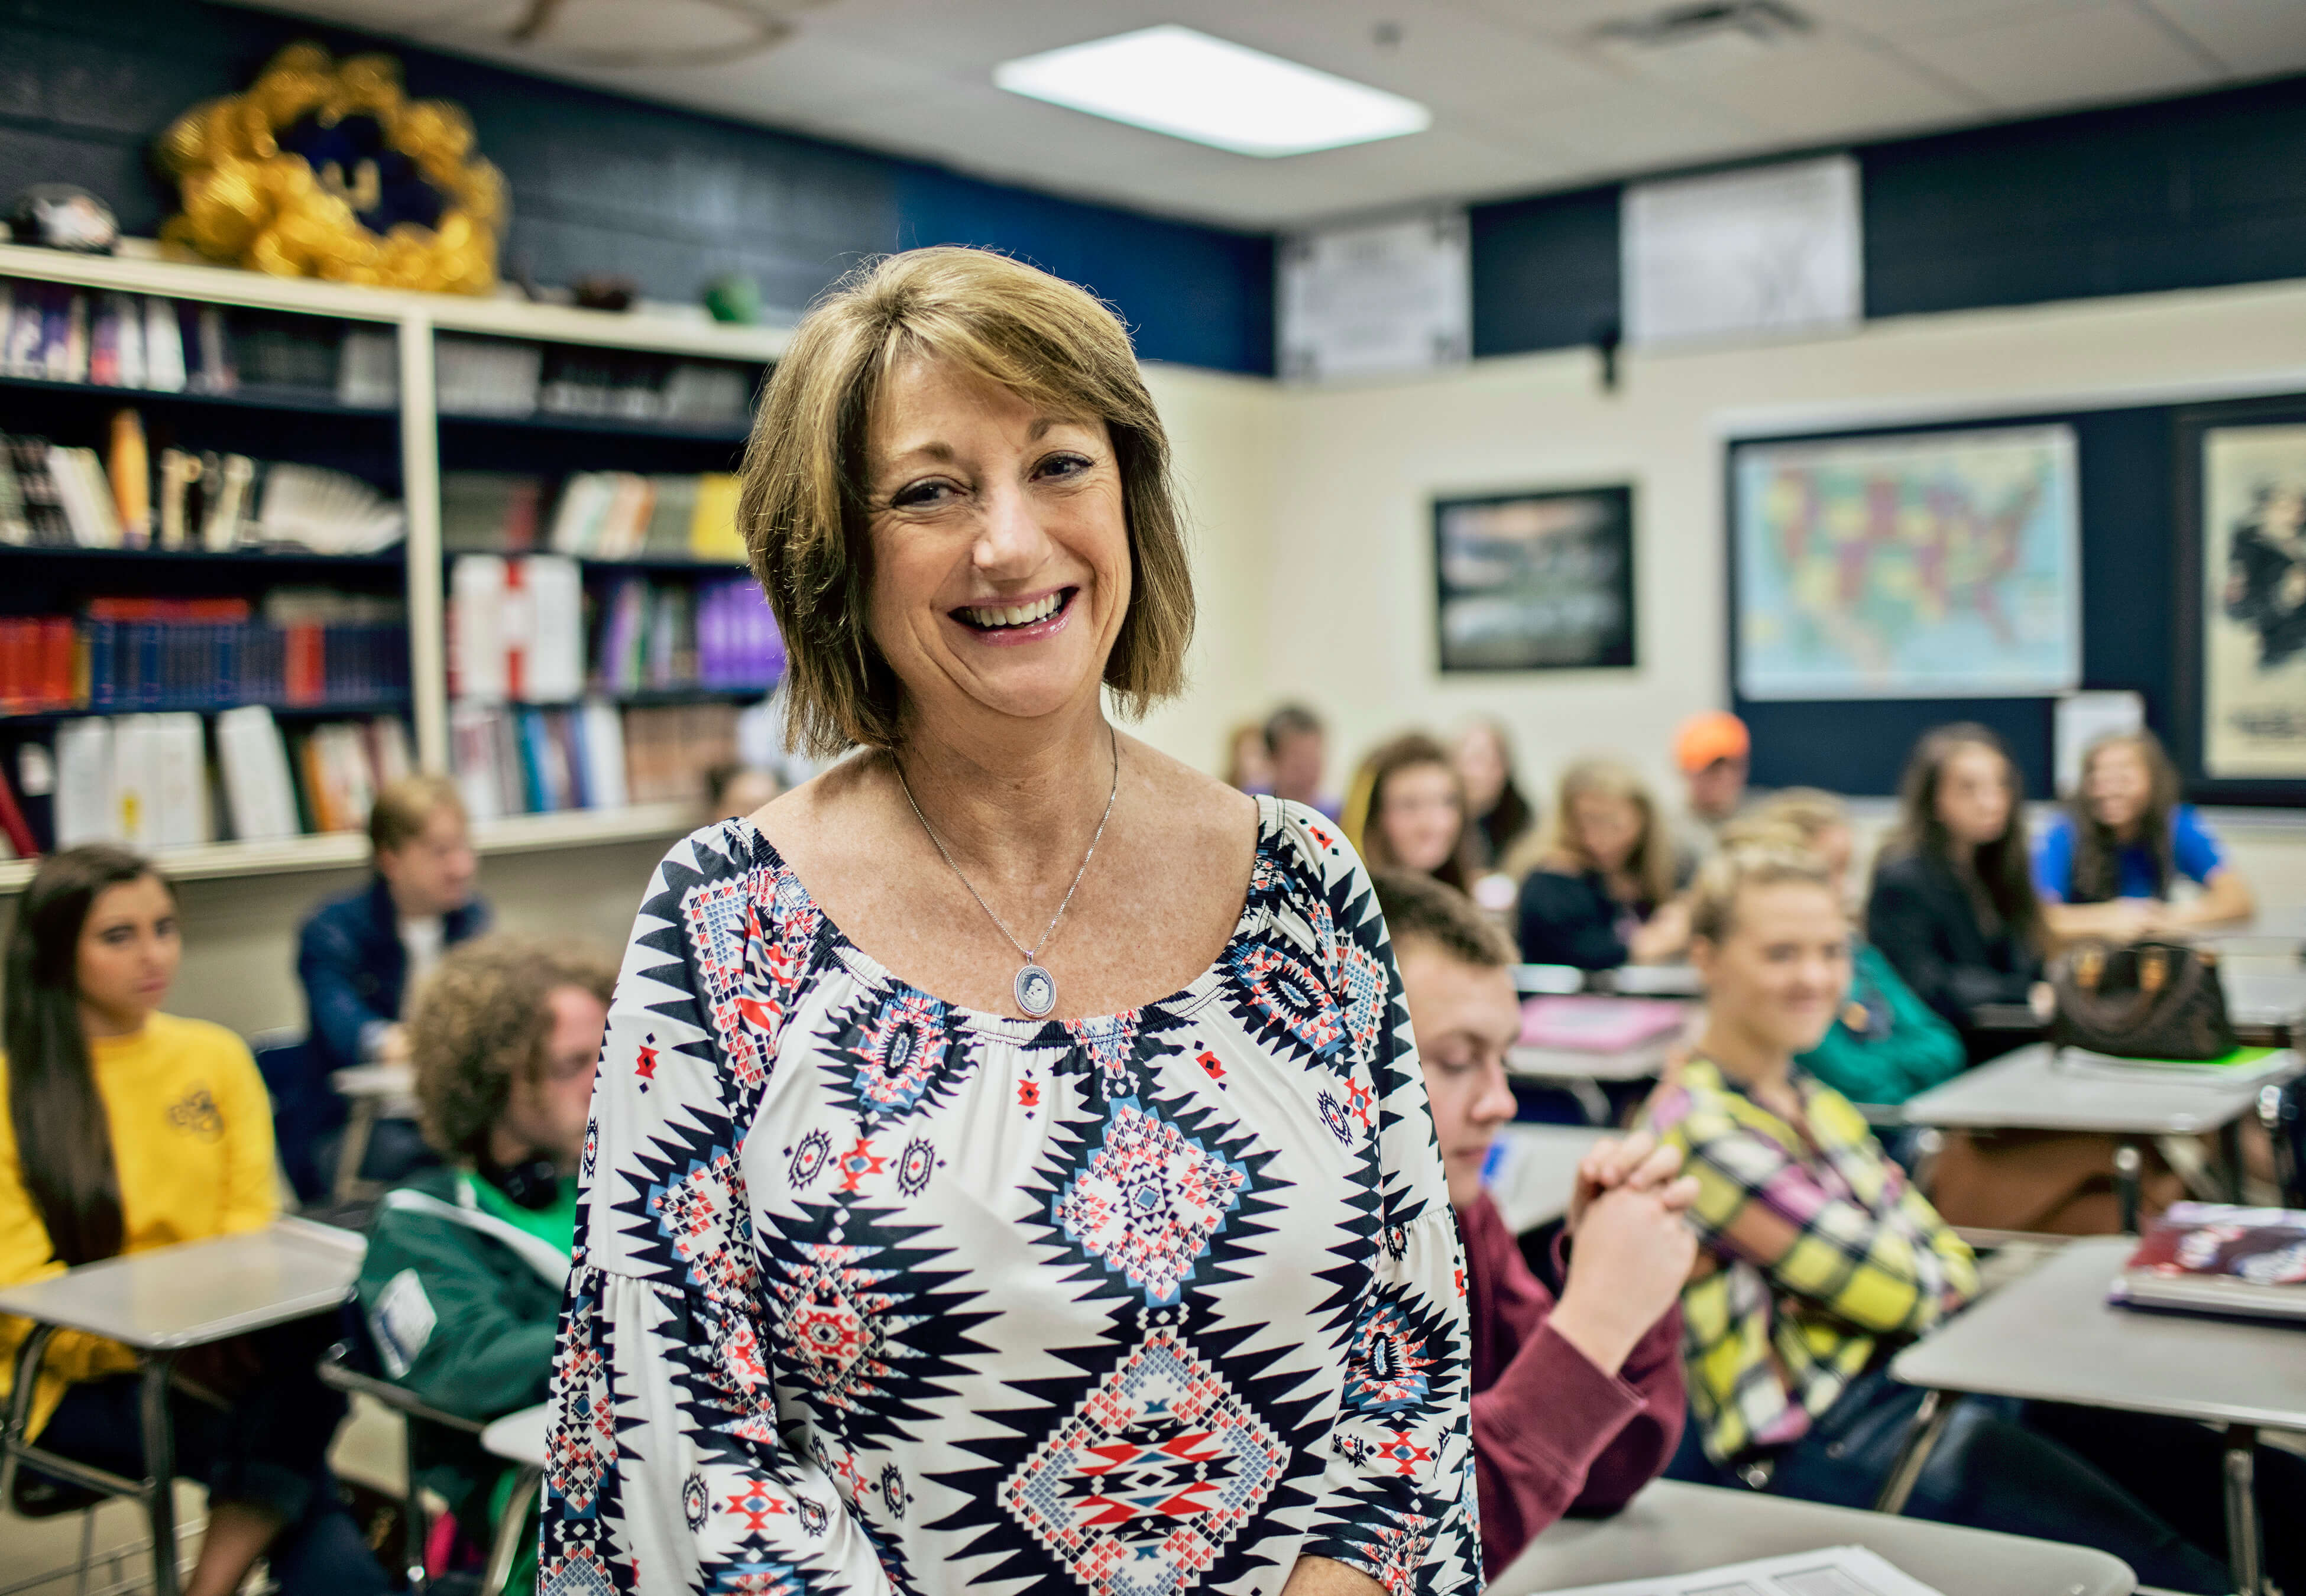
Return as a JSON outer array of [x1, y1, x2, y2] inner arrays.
[[1432, 485, 1635, 672], [2177, 400, 2306, 796], [1731, 424, 2081, 699]]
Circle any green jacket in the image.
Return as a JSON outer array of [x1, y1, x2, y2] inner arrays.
[[1795, 943, 1967, 1107], [355, 1164, 571, 1535]]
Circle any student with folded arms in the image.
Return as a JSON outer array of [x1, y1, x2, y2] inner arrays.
[[1374, 870, 1691, 1575], [357, 936, 613, 1592], [2035, 728, 2254, 940], [1650, 843, 2293, 1592], [0, 846, 384, 1596], [1516, 757, 1692, 970]]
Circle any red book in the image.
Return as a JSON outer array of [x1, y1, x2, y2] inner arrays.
[[41, 618, 75, 711], [0, 760, 35, 858], [284, 622, 325, 705]]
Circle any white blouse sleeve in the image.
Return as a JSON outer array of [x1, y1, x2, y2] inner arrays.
[[540, 828, 895, 1596], [1270, 805, 1481, 1595]]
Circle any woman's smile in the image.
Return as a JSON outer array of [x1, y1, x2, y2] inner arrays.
[[949, 585, 1079, 645]]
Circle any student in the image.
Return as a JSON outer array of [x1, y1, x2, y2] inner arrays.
[[1727, 790, 1964, 1106], [299, 773, 490, 1078], [0, 846, 385, 1596], [1865, 724, 2046, 1063], [1453, 718, 1536, 871], [1346, 732, 1478, 893], [1223, 719, 1274, 793], [1648, 844, 2279, 1594], [357, 936, 613, 1594], [1374, 870, 1690, 1575], [705, 760, 780, 822], [1516, 757, 1691, 969], [1672, 710, 1751, 873], [2034, 729, 2254, 940], [1263, 701, 1339, 819]]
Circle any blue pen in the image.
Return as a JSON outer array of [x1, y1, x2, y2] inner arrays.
[[1481, 1140, 1507, 1186]]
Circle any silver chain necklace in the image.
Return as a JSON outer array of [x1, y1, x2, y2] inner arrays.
[[893, 724, 1120, 1019]]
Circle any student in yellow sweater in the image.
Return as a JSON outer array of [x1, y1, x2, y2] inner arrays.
[[0, 846, 386, 1596]]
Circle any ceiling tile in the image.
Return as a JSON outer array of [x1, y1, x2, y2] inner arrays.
[[1791, 0, 2104, 41], [1659, 35, 1990, 135], [1893, 0, 2224, 106], [2143, 0, 2306, 75]]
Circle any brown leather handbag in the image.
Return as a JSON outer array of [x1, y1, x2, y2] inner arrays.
[[2049, 939, 2237, 1062]]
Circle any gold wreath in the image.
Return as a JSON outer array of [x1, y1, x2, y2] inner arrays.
[[155, 43, 505, 296]]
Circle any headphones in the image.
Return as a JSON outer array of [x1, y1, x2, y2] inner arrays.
[[480, 1153, 562, 1211]]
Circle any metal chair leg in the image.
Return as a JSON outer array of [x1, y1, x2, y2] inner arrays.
[[481, 1467, 542, 1596], [73, 1506, 94, 1596], [2222, 1425, 2264, 1596], [137, 1355, 180, 1596], [2114, 1143, 2143, 1234], [1873, 1388, 1958, 1516]]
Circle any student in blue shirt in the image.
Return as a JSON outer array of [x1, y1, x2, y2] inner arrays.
[[2034, 731, 2253, 942]]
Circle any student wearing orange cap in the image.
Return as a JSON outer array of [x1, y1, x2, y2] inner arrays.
[[1673, 711, 1753, 878]]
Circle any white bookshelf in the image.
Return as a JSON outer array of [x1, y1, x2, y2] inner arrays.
[[0, 243, 784, 888]]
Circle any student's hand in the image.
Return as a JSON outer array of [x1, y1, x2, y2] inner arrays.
[[1551, 1185, 1701, 1377], [1568, 1131, 1691, 1226], [2029, 981, 2058, 1023], [376, 1024, 412, 1067], [1628, 900, 1692, 965]]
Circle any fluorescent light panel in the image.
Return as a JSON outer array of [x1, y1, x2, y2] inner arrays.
[[993, 25, 1431, 158]]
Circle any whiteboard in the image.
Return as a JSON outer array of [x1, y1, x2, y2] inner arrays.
[[1624, 155, 1862, 347]]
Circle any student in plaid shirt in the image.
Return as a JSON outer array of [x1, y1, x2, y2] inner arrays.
[[1644, 842, 2250, 1593]]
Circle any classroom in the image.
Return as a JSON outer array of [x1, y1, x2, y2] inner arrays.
[[0, 2, 2302, 1593]]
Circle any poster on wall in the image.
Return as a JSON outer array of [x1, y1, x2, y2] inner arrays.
[[2200, 423, 2306, 779], [1733, 425, 2081, 700], [1433, 486, 1634, 672]]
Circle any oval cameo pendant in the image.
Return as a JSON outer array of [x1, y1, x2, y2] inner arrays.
[[1014, 963, 1057, 1018]]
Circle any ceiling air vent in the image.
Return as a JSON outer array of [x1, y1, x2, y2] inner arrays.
[[1592, 1, 1813, 56]]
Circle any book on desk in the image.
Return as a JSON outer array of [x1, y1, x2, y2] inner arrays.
[[2111, 1202, 2306, 1324]]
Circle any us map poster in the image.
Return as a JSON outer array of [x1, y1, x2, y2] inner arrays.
[[2203, 423, 2306, 778]]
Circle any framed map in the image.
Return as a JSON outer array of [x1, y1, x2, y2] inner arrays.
[[2195, 420, 2306, 781], [1733, 425, 2081, 700], [1433, 485, 1635, 672]]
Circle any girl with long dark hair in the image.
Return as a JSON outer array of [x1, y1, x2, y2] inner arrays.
[[1865, 725, 2050, 1063], [2034, 729, 2255, 941], [0, 846, 384, 1596]]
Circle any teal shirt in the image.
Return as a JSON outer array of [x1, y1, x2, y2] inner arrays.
[[1796, 943, 1967, 1106]]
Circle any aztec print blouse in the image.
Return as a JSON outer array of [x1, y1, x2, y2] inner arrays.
[[539, 796, 1476, 1596]]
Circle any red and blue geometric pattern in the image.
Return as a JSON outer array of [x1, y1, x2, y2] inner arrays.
[[1001, 1324, 1289, 1596], [1052, 1097, 1250, 1306]]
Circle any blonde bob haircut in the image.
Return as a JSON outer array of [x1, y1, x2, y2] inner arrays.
[[1688, 843, 1837, 945], [739, 246, 1195, 757]]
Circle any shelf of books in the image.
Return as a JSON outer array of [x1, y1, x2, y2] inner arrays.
[[0, 241, 791, 890]]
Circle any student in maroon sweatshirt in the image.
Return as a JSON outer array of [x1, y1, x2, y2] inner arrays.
[[1374, 870, 1696, 1576]]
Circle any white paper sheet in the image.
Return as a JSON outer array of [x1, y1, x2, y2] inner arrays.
[[1533, 1545, 1944, 1596]]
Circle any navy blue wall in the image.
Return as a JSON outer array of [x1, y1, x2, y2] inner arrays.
[[1472, 73, 2306, 359], [0, 0, 1275, 372]]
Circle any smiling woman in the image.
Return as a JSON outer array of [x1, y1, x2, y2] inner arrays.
[[540, 248, 1476, 1596]]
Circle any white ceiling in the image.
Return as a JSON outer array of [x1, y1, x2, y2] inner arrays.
[[232, 0, 2306, 229]]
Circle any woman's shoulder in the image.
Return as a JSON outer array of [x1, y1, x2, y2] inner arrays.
[[149, 1012, 256, 1068]]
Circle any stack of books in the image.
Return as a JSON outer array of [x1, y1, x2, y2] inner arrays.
[[440, 468, 743, 563], [70, 592, 408, 714], [2110, 1202, 2306, 1322], [430, 336, 754, 428]]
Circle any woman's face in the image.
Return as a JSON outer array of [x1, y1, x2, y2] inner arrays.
[[1934, 744, 2013, 848], [75, 875, 179, 1031], [2084, 743, 2152, 835], [863, 355, 1130, 734], [1570, 792, 1643, 874], [1453, 726, 1506, 813], [1379, 762, 1463, 875], [1692, 880, 1850, 1056]]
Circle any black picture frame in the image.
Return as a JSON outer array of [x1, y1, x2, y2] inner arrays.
[[2172, 395, 2306, 805], [1431, 484, 1635, 673]]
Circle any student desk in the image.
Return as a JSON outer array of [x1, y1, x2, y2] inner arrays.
[[1489, 1478, 2133, 1596], [0, 1219, 366, 1596], [1485, 1124, 1607, 1234], [330, 1061, 419, 1202], [1884, 1235, 2306, 1596], [1900, 1043, 2301, 1211], [478, 1403, 549, 1596]]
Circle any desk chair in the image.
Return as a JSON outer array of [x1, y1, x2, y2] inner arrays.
[[2, 1462, 111, 1596], [317, 1340, 533, 1596], [0, 1327, 188, 1596]]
